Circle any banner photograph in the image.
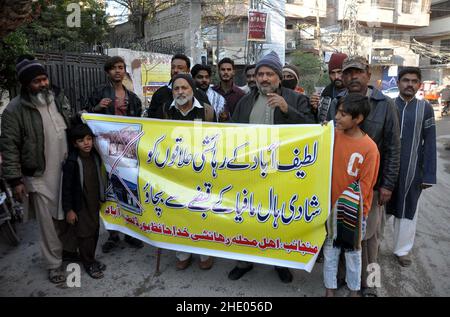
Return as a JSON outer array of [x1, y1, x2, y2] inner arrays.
[[82, 114, 334, 272]]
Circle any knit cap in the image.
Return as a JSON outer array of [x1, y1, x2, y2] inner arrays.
[[172, 73, 197, 90], [328, 52, 348, 73], [283, 64, 300, 82], [16, 55, 48, 87], [256, 51, 283, 79]]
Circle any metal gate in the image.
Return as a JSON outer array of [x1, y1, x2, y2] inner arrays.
[[33, 52, 109, 113]]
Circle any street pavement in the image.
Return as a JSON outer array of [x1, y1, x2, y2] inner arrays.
[[1, 106, 449, 297]]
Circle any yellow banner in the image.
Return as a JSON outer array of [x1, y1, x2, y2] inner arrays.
[[82, 114, 334, 272]]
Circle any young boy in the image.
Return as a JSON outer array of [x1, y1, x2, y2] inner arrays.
[[323, 93, 380, 297], [62, 124, 106, 279]]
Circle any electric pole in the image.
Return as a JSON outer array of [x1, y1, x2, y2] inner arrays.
[[315, 0, 322, 63]]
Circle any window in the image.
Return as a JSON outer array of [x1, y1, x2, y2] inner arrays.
[[371, 0, 395, 9], [430, 0, 450, 19], [286, 24, 294, 30], [287, 0, 303, 4], [402, 0, 417, 14], [222, 22, 243, 34], [373, 29, 384, 41]]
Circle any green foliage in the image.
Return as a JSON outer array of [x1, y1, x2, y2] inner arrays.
[[0, 30, 32, 92], [24, 0, 110, 49], [0, 0, 110, 96], [291, 51, 329, 95]]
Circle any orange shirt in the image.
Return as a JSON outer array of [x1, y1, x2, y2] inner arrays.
[[331, 129, 380, 217]]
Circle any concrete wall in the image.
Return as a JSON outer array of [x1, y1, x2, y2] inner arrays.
[[337, 0, 430, 27]]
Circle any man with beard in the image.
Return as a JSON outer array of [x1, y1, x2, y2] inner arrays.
[[240, 64, 256, 94], [230, 51, 316, 283], [191, 63, 227, 121], [1, 55, 72, 283], [282, 64, 305, 94], [326, 56, 401, 297], [160, 73, 216, 270], [213, 57, 245, 119], [386, 67, 436, 267], [310, 52, 348, 122], [147, 54, 211, 119], [86, 56, 144, 252]]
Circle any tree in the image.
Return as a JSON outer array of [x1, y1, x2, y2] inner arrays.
[[200, 0, 246, 64], [23, 0, 110, 50], [109, 0, 175, 40], [0, 0, 110, 97], [290, 51, 328, 95], [0, 0, 43, 39]]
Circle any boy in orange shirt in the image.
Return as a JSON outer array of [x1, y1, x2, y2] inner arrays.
[[323, 93, 380, 297]]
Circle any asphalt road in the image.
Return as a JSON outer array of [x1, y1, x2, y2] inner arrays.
[[1, 106, 449, 297]]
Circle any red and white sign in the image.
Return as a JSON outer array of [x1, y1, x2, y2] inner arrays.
[[248, 10, 268, 42]]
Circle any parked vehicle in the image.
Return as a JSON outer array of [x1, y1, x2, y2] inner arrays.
[[0, 155, 23, 246]]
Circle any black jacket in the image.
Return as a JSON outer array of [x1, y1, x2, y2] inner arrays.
[[0, 86, 72, 186], [327, 87, 401, 191], [231, 87, 317, 124], [84, 82, 142, 117], [62, 150, 105, 215], [147, 84, 211, 119]]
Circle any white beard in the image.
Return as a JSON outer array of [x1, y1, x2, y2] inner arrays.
[[257, 81, 277, 95], [174, 94, 192, 106]]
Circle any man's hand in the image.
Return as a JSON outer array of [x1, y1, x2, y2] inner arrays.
[[310, 93, 320, 111], [99, 98, 112, 108], [66, 210, 78, 225], [378, 187, 393, 205], [421, 184, 432, 190], [267, 93, 288, 113], [13, 184, 27, 203]]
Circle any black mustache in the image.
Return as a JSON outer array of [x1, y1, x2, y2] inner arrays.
[[349, 80, 361, 86]]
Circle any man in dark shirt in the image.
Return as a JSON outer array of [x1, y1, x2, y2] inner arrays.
[[159, 73, 216, 270], [213, 57, 245, 119], [147, 54, 210, 119], [86, 56, 144, 252]]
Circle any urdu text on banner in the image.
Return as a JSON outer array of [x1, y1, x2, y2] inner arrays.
[[82, 114, 334, 272]]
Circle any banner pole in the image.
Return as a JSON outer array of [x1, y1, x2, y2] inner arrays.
[[155, 248, 162, 275]]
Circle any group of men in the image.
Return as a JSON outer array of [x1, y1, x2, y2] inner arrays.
[[0, 49, 436, 296]]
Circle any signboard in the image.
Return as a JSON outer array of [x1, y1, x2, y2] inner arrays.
[[371, 48, 394, 65], [248, 10, 268, 42]]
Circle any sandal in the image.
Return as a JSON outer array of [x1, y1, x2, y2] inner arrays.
[[102, 237, 119, 253], [94, 260, 107, 271], [86, 264, 104, 279], [361, 287, 378, 297], [48, 267, 66, 284]]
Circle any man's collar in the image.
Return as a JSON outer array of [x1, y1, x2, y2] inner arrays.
[[398, 94, 416, 103]]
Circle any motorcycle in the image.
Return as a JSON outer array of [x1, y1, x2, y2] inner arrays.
[[0, 156, 23, 246], [442, 101, 449, 117]]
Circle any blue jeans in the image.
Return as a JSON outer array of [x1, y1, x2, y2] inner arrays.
[[323, 238, 362, 291]]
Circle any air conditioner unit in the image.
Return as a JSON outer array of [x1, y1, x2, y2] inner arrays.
[[286, 41, 296, 50]]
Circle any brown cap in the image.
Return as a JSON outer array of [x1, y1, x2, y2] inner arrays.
[[342, 56, 369, 72]]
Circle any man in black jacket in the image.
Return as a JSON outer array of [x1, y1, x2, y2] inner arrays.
[[1, 55, 73, 283], [85, 56, 144, 252], [146, 54, 211, 119], [229, 51, 316, 284], [85, 56, 142, 117], [310, 52, 348, 122], [326, 56, 401, 297]]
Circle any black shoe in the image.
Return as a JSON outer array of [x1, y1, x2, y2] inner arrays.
[[228, 265, 253, 280], [124, 235, 144, 248], [62, 250, 81, 262], [274, 267, 293, 283], [102, 235, 120, 253], [337, 278, 347, 289]]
